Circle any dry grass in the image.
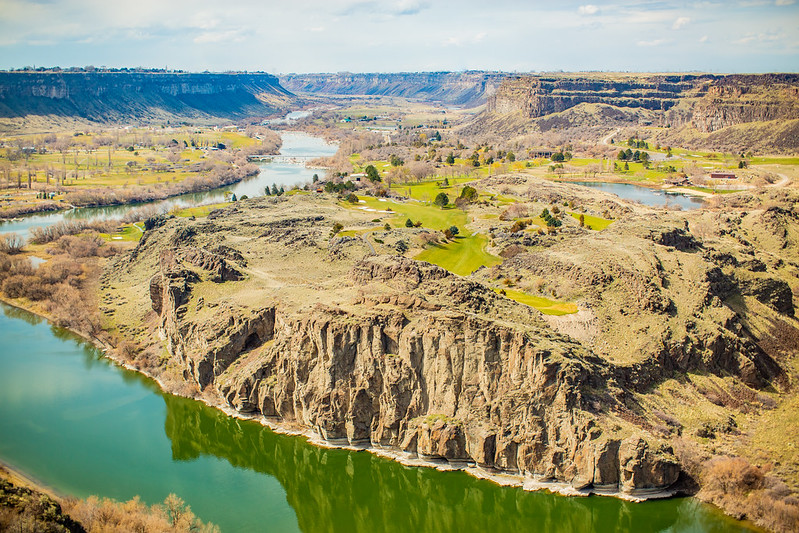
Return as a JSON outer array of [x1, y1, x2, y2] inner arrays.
[[62, 494, 219, 533]]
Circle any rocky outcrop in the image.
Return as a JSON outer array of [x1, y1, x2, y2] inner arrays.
[[280, 71, 507, 107], [0, 71, 296, 123], [477, 73, 799, 149], [143, 235, 683, 495]]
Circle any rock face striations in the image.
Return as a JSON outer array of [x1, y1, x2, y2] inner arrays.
[[280, 71, 507, 107], [0, 71, 296, 124], [102, 190, 797, 500], [477, 73, 799, 150]]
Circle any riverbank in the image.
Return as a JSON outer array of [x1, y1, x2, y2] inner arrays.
[[0, 292, 681, 507]]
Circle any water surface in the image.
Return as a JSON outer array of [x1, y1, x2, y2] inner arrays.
[[570, 181, 706, 210], [0, 302, 755, 532], [0, 131, 337, 239]]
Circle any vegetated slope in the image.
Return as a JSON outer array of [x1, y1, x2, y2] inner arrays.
[[280, 71, 507, 107], [468, 73, 799, 152], [0, 71, 297, 126], [100, 186, 799, 531]]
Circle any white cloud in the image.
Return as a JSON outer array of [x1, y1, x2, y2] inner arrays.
[[775, 0, 795, 6], [441, 31, 487, 47], [193, 30, 245, 44], [637, 39, 668, 47], [578, 4, 600, 15], [699, 35, 709, 42], [672, 16, 691, 30]]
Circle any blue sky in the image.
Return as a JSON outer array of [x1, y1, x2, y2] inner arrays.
[[0, 0, 797, 73]]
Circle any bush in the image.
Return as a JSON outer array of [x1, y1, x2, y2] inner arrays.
[[699, 456, 799, 532], [0, 234, 24, 254], [330, 222, 343, 236], [346, 193, 359, 203], [459, 186, 478, 202], [405, 218, 414, 228], [62, 493, 219, 533], [510, 220, 527, 233], [433, 192, 449, 207]]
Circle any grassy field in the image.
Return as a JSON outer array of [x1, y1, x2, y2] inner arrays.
[[494, 288, 578, 316], [98, 224, 142, 242], [0, 128, 263, 193], [344, 196, 500, 276], [569, 212, 614, 230], [416, 234, 500, 276], [173, 202, 228, 218]]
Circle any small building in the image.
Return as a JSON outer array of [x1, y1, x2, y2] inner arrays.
[[710, 171, 736, 179]]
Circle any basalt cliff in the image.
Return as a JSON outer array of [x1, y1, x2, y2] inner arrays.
[[0, 71, 296, 128], [100, 185, 799, 504], [280, 71, 506, 107], [472, 73, 799, 151]]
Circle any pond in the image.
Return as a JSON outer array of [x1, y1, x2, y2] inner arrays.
[[570, 181, 706, 210]]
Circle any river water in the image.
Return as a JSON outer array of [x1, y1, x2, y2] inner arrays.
[[0, 132, 755, 532], [0, 303, 753, 533], [570, 181, 706, 210], [0, 131, 337, 239]]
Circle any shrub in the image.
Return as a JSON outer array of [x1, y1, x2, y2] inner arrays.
[[405, 218, 414, 228], [346, 193, 359, 203], [433, 192, 449, 207], [330, 222, 343, 236], [510, 220, 527, 233], [459, 186, 478, 202], [0, 234, 24, 254], [2, 275, 28, 298]]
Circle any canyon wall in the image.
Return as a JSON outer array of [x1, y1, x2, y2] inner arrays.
[[0, 71, 296, 123], [280, 71, 507, 107]]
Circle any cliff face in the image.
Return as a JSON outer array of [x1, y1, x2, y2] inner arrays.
[[280, 71, 506, 107], [478, 73, 799, 149], [101, 191, 797, 499], [0, 71, 296, 123]]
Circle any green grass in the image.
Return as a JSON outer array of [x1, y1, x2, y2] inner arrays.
[[99, 224, 141, 242], [416, 234, 501, 276], [173, 202, 228, 218], [495, 288, 578, 316], [687, 186, 744, 195], [344, 196, 500, 276], [356, 197, 467, 231], [569, 212, 614, 230]]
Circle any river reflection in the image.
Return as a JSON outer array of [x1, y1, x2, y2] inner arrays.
[[0, 301, 756, 532], [162, 391, 750, 533]]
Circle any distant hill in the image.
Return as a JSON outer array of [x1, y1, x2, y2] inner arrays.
[[280, 71, 507, 107], [466, 73, 799, 152], [0, 71, 296, 129]]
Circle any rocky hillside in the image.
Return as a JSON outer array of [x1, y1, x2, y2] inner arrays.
[[100, 185, 799, 515], [0, 71, 296, 126], [473, 73, 799, 151], [280, 71, 506, 107]]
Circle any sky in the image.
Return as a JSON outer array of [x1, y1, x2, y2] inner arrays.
[[0, 0, 797, 73]]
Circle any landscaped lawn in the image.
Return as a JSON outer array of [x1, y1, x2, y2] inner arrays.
[[495, 288, 578, 316], [568, 212, 614, 230], [344, 196, 501, 276], [416, 234, 500, 276]]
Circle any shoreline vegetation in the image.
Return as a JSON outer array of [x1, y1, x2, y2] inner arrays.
[[0, 463, 219, 533], [0, 126, 282, 220]]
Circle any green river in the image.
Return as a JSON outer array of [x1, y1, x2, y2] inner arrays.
[[0, 302, 756, 532]]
